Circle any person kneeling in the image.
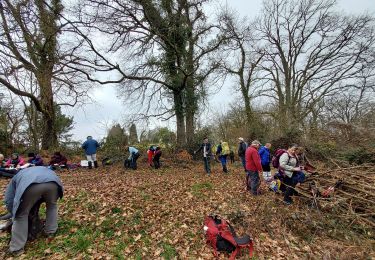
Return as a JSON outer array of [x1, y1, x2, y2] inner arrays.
[[4, 166, 64, 256]]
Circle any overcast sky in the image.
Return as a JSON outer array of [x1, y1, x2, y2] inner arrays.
[[63, 0, 375, 142]]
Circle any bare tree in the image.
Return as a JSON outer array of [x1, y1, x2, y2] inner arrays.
[[0, 0, 89, 149], [255, 0, 375, 135], [71, 0, 225, 148], [219, 11, 265, 138]]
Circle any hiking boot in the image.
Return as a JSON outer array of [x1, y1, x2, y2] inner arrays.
[[283, 200, 293, 205], [94, 161, 98, 168], [88, 161, 92, 169], [8, 248, 24, 257]]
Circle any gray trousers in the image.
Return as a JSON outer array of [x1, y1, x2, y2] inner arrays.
[[10, 182, 59, 252]]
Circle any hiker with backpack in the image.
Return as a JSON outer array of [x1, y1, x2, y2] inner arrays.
[[3, 166, 64, 256], [277, 144, 305, 205], [81, 136, 100, 169], [216, 141, 230, 173], [237, 137, 247, 170], [194, 137, 212, 175], [245, 140, 263, 195]]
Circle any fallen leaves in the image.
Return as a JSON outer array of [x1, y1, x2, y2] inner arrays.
[[0, 161, 374, 259]]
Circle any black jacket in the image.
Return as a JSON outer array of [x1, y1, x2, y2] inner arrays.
[[195, 143, 212, 157]]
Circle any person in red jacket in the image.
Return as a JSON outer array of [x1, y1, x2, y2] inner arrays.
[[245, 140, 263, 195]]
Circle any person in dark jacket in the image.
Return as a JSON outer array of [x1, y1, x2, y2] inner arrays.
[[229, 150, 235, 164], [4, 166, 64, 256], [81, 136, 100, 169], [237, 137, 247, 170], [27, 153, 44, 166], [194, 137, 212, 175], [153, 146, 162, 169], [49, 152, 68, 169]]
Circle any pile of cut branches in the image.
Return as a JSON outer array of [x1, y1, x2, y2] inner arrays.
[[296, 165, 375, 229]]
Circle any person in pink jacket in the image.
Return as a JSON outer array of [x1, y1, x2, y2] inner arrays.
[[5, 153, 25, 169]]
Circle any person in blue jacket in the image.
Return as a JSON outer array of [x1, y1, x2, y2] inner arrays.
[[258, 143, 272, 181], [81, 136, 100, 169], [124, 146, 140, 170], [4, 166, 64, 256]]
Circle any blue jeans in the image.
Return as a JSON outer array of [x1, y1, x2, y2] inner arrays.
[[219, 155, 228, 173], [203, 157, 211, 174], [247, 170, 260, 195]]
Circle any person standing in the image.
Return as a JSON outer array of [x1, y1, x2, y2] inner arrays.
[[4, 166, 64, 256], [194, 137, 212, 175], [245, 140, 263, 195], [81, 136, 100, 169], [216, 141, 229, 173], [229, 150, 235, 164], [258, 143, 272, 182], [237, 138, 247, 170]]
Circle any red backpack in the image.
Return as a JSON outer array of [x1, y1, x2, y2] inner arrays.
[[204, 215, 254, 259], [271, 148, 288, 169]]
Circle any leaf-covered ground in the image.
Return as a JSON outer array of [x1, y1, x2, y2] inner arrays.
[[0, 160, 374, 259]]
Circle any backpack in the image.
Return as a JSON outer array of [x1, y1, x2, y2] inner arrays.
[[221, 142, 230, 156], [271, 148, 288, 169], [204, 215, 254, 260]]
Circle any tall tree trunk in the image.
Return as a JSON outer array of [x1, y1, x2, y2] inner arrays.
[[38, 75, 57, 149], [174, 90, 186, 148], [185, 78, 196, 146]]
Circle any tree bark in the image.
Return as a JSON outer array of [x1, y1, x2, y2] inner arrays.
[[174, 90, 186, 148]]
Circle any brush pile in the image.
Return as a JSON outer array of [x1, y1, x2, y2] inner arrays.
[[296, 164, 375, 229]]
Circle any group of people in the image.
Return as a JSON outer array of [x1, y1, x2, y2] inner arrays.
[[81, 136, 163, 170], [0, 152, 68, 178], [195, 137, 313, 205], [194, 138, 233, 174]]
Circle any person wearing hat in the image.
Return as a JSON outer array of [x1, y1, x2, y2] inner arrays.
[[82, 136, 100, 169], [245, 140, 263, 195], [4, 166, 64, 256], [237, 137, 247, 170]]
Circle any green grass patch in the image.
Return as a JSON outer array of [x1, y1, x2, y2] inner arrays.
[[191, 182, 213, 197], [111, 207, 122, 214], [160, 242, 177, 259]]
